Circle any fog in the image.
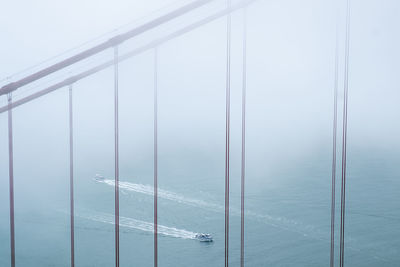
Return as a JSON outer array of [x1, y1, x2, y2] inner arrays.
[[1, 0, 399, 266]]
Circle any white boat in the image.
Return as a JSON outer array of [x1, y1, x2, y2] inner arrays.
[[94, 174, 105, 181], [195, 233, 213, 242]]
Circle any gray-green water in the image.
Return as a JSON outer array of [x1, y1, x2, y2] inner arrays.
[[1, 146, 399, 266]]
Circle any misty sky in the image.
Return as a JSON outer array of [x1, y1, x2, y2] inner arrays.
[[1, 0, 399, 188]]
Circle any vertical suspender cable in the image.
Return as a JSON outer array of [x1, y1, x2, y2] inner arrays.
[[114, 46, 120, 267], [339, 0, 351, 266], [240, 7, 247, 267], [330, 2, 340, 267], [7, 93, 15, 267], [68, 85, 75, 267], [224, 0, 231, 266], [153, 48, 158, 267]]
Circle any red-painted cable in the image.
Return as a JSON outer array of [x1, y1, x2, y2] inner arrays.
[[339, 0, 351, 266], [225, 1, 231, 266], [240, 7, 247, 267], [153, 47, 159, 267], [69, 85, 75, 267], [114, 46, 120, 267], [8, 93, 15, 267]]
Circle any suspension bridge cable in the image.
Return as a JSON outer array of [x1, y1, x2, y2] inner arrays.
[[225, 0, 231, 266], [153, 47, 159, 267], [7, 93, 15, 267], [340, 0, 351, 266], [68, 84, 75, 267], [0, 0, 259, 115], [0, 0, 214, 96], [330, 2, 340, 267], [114, 46, 120, 267], [0, 0, 192, 85], [240, 7, 247, 267]]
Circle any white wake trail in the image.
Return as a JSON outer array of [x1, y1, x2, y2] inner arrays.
[[98, 178, 223, 211], [80, 212, 197, 240], [94, 177, 324, 239]]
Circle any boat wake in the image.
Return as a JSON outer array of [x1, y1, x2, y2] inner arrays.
[[96, 178, 222, 211], [93, 175, 323, 239], [79, 212, 197, 240]]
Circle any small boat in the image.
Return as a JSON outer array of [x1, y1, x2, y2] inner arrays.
[[94, 174, 105, 181], [195, 233, 213, 242]]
